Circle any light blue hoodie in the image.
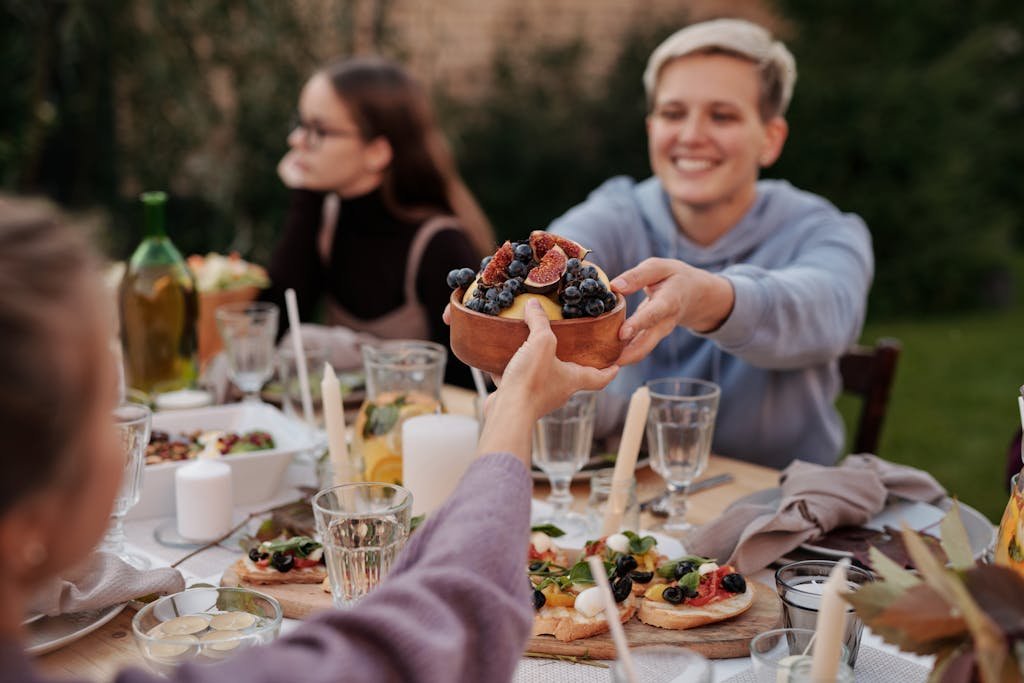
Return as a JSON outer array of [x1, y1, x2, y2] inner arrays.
[[550, 176, 874, 468]]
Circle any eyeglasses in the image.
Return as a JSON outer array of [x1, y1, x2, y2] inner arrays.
[[289, 113, 361, 149]]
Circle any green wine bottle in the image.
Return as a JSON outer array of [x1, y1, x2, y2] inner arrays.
[[119, 191, 198, 395]]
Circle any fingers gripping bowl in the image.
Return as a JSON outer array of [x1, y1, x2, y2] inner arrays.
[[449, 288, 626, 375]]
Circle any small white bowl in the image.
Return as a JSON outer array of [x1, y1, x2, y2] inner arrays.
[[129, 403, 315, 519]]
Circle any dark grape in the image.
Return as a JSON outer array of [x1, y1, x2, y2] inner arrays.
[[562, 304, 582, 319], [466, 298, 484, 313], [456, 268, 476, 288], [507, 260, 528, 278], [445, 269, 461, 289], [497, 291, 514, 308], [579, 278, 599, 296], [580, 266, 599, 280], [561, 285, 581, 304], [584, 298, 605, 317], [514, 243, 534, 262], [482, 301, 500, 316], [505, 278, 523, 295], [480, 255, 492, 270], [566, 257, 581, 272]]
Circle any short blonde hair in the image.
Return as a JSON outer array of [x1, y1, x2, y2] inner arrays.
[[643, 18, 797, 120]]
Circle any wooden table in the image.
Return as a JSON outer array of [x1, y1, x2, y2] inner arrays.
[[36, 387, 781, 681]]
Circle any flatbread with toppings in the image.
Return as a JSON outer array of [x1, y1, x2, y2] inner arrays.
[[637, 556, 753, 630], [233, 536, 326, 586], [530, 556, 637, 642], [584, 531, 668, 596]]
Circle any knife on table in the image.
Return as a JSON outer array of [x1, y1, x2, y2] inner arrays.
[[640, 473, 734, 515]]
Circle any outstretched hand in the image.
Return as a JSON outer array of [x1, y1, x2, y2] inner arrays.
[[611, 258, 734, 366]]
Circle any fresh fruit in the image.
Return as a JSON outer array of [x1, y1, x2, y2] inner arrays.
[[479, 241, 514, 286], [369, 455, 403, 484], [523, 246, 567, 294], [498, 293, 564, 320], [528, 231, 592, 261]]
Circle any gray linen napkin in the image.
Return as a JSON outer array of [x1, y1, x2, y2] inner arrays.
[[29, 552, 185, 617], [686, 454, 947, 573]]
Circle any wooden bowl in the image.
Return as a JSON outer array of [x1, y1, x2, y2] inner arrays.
[[449, 289, 626, 375]]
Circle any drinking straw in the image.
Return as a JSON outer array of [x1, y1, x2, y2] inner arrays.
[[602, 386, 650, 536], [284, 289, 314, 426], [586, 556, 637, 683]]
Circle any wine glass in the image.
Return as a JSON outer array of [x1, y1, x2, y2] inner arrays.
[[215, 302, 279, 402], [532, 391, 596, 536], [645, 378, 720, 539], [102, 402, 152, 568]]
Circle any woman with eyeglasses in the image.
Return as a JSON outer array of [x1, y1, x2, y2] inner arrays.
[[264, 56, 494, 387]]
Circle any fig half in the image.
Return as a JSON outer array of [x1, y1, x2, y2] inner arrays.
[[524, 245, 567, 294]]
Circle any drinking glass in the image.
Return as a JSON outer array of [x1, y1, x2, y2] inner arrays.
[[610, 645, 712, 683], [532, 391, 596, 536], [215, 302, 279, 402], [277, 342, 326, 426], [749, 628, 852, 682], [586, 468, 639, 537], [774, 560, 874, 667], [102, 402, 152, 568], [644, 378, 719, 538], [313, 483, 413, 608]]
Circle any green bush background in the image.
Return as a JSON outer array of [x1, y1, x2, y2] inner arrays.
[[3, 1, 1024, 520]]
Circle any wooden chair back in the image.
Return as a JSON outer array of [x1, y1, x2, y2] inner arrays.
[[838, 338, 902, 454]]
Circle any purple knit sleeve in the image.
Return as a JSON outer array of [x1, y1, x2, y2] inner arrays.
[[110, 452, 534, 683]]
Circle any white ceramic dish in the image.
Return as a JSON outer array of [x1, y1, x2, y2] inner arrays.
[[26, 604, 126, 655], [129, 403, 315, 519]]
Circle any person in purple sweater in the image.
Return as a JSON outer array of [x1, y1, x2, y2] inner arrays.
[[0, 197, 618, 682]]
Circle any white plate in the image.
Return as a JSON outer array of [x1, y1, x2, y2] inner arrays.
[[530, 456, 651, 483], [130, 403, 316, 519], [529, 499, 685, 558], [742, 488, 994, 559], [26, 603, 126, 656]]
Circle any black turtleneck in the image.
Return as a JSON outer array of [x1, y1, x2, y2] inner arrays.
[[264, 188, 479, 388]]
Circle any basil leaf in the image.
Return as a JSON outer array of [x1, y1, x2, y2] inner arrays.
[[566, 559, 615, 585], [536, 577, 556, 591], [622, 531, 639, 542], [655, 555, 715, 579], [411, 514, 426, 533], [678, 570, 701, 593], [629, 535, 658, 555], [530, 524, 566, 538], [264, 536, 321, 555]]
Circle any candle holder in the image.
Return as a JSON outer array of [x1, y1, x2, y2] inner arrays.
[[749, 628, 853, 682]]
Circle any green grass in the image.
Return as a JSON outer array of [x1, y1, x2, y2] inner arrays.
[[838, 263, 1024, 523]]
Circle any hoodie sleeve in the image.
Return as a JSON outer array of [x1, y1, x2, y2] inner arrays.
[[704, 208, 874, 368]]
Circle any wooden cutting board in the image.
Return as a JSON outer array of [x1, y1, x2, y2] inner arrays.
[[526, 581, 782, 660], [221, 566, 334, 619]]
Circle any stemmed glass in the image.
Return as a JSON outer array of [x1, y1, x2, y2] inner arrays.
[[532, 391, 596, 536], [215, 302, 279, 402], [102, 402, 152, 568], [645, 378, 720, 539]]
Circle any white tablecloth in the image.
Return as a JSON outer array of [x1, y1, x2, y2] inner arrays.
[[123, 459, 934, 682]]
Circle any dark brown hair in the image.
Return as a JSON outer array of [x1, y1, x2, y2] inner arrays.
[[321, 56, 494, 256], [0, 197, 109, 514]]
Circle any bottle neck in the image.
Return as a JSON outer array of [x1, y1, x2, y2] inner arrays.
[[143, 201, 166, 239]]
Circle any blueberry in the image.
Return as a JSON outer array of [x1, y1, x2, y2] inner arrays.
[[508, 260, 527, 278], [446, 269, 462, 289], [662, 586, 685, 604], [497, 291, 514, 309], [562, 304, 581, 319], [603, 292, 618, 310], [721, 573, 747, 594], [580, 266, 599, 280], [456, 268, 476, 288], [579, 278, 599, 296], [505, 278, 523, 295], [561, 285, 581, 304], [482, 301, 500, 316], [485, 288, 499, 302], [514, 243, 534, 262], [566, 257, 581, 272], [465, 299, 484, 313], [615, 554, 638, 577], [674, 561, 697, 579], [628, 570, 654, 584], [480, 255, 492, 270], [584, 299, 605, 317], [248, 548, 262, 563], [612, 577, 633, 603], [533, 589, 546, 610], [271, 551, 294, 573]]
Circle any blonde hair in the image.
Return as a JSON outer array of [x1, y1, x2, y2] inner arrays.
[[643, 18, 797, 120]]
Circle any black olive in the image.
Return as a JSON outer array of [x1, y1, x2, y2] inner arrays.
[[528, 561, 545, 572], [271, 551, 294, 572], [615, 554, 638, 577], [533, 589, 546, 611], [674, 561, 697, 579], [248, 548, 261, 562], [721, 573, 747, 594], [611, 577, 633, 603], [662, 586, 685, 604], [260, 552, 270, 561], [628, 570, 654, 584]]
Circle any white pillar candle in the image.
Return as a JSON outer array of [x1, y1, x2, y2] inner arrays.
[[175, 459, 233, 542], [810, 559, 850, 681], [402, 415, 479, 516], [322, 361, 351, 486]]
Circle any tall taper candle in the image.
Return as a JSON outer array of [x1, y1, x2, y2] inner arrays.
[[322, 361, 350, 485], [602, 386, 650, 536], [810, 558, 850, 681]]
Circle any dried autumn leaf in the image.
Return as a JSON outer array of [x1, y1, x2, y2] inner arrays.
[[962, 565, 1024, 639], [869, 546, 921, 591], [873, 583, 967, 644], [941, 501, 975, 570]]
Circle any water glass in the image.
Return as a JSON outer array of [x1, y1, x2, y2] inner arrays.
[[749, 628, 852, 682], [532, 391, 597, 536], [586, 468, 639, 536], [609, 645, 712, 683], [644, 378, 719, 538], [775, 560, 874, 667], [215, 302, 279, 402], [103, 402, 152, 567], [313, 483, 413, 608], [277, 342, 326, 426]]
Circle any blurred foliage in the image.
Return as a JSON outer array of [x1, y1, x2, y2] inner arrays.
[[2, 1, 1023, 316]]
